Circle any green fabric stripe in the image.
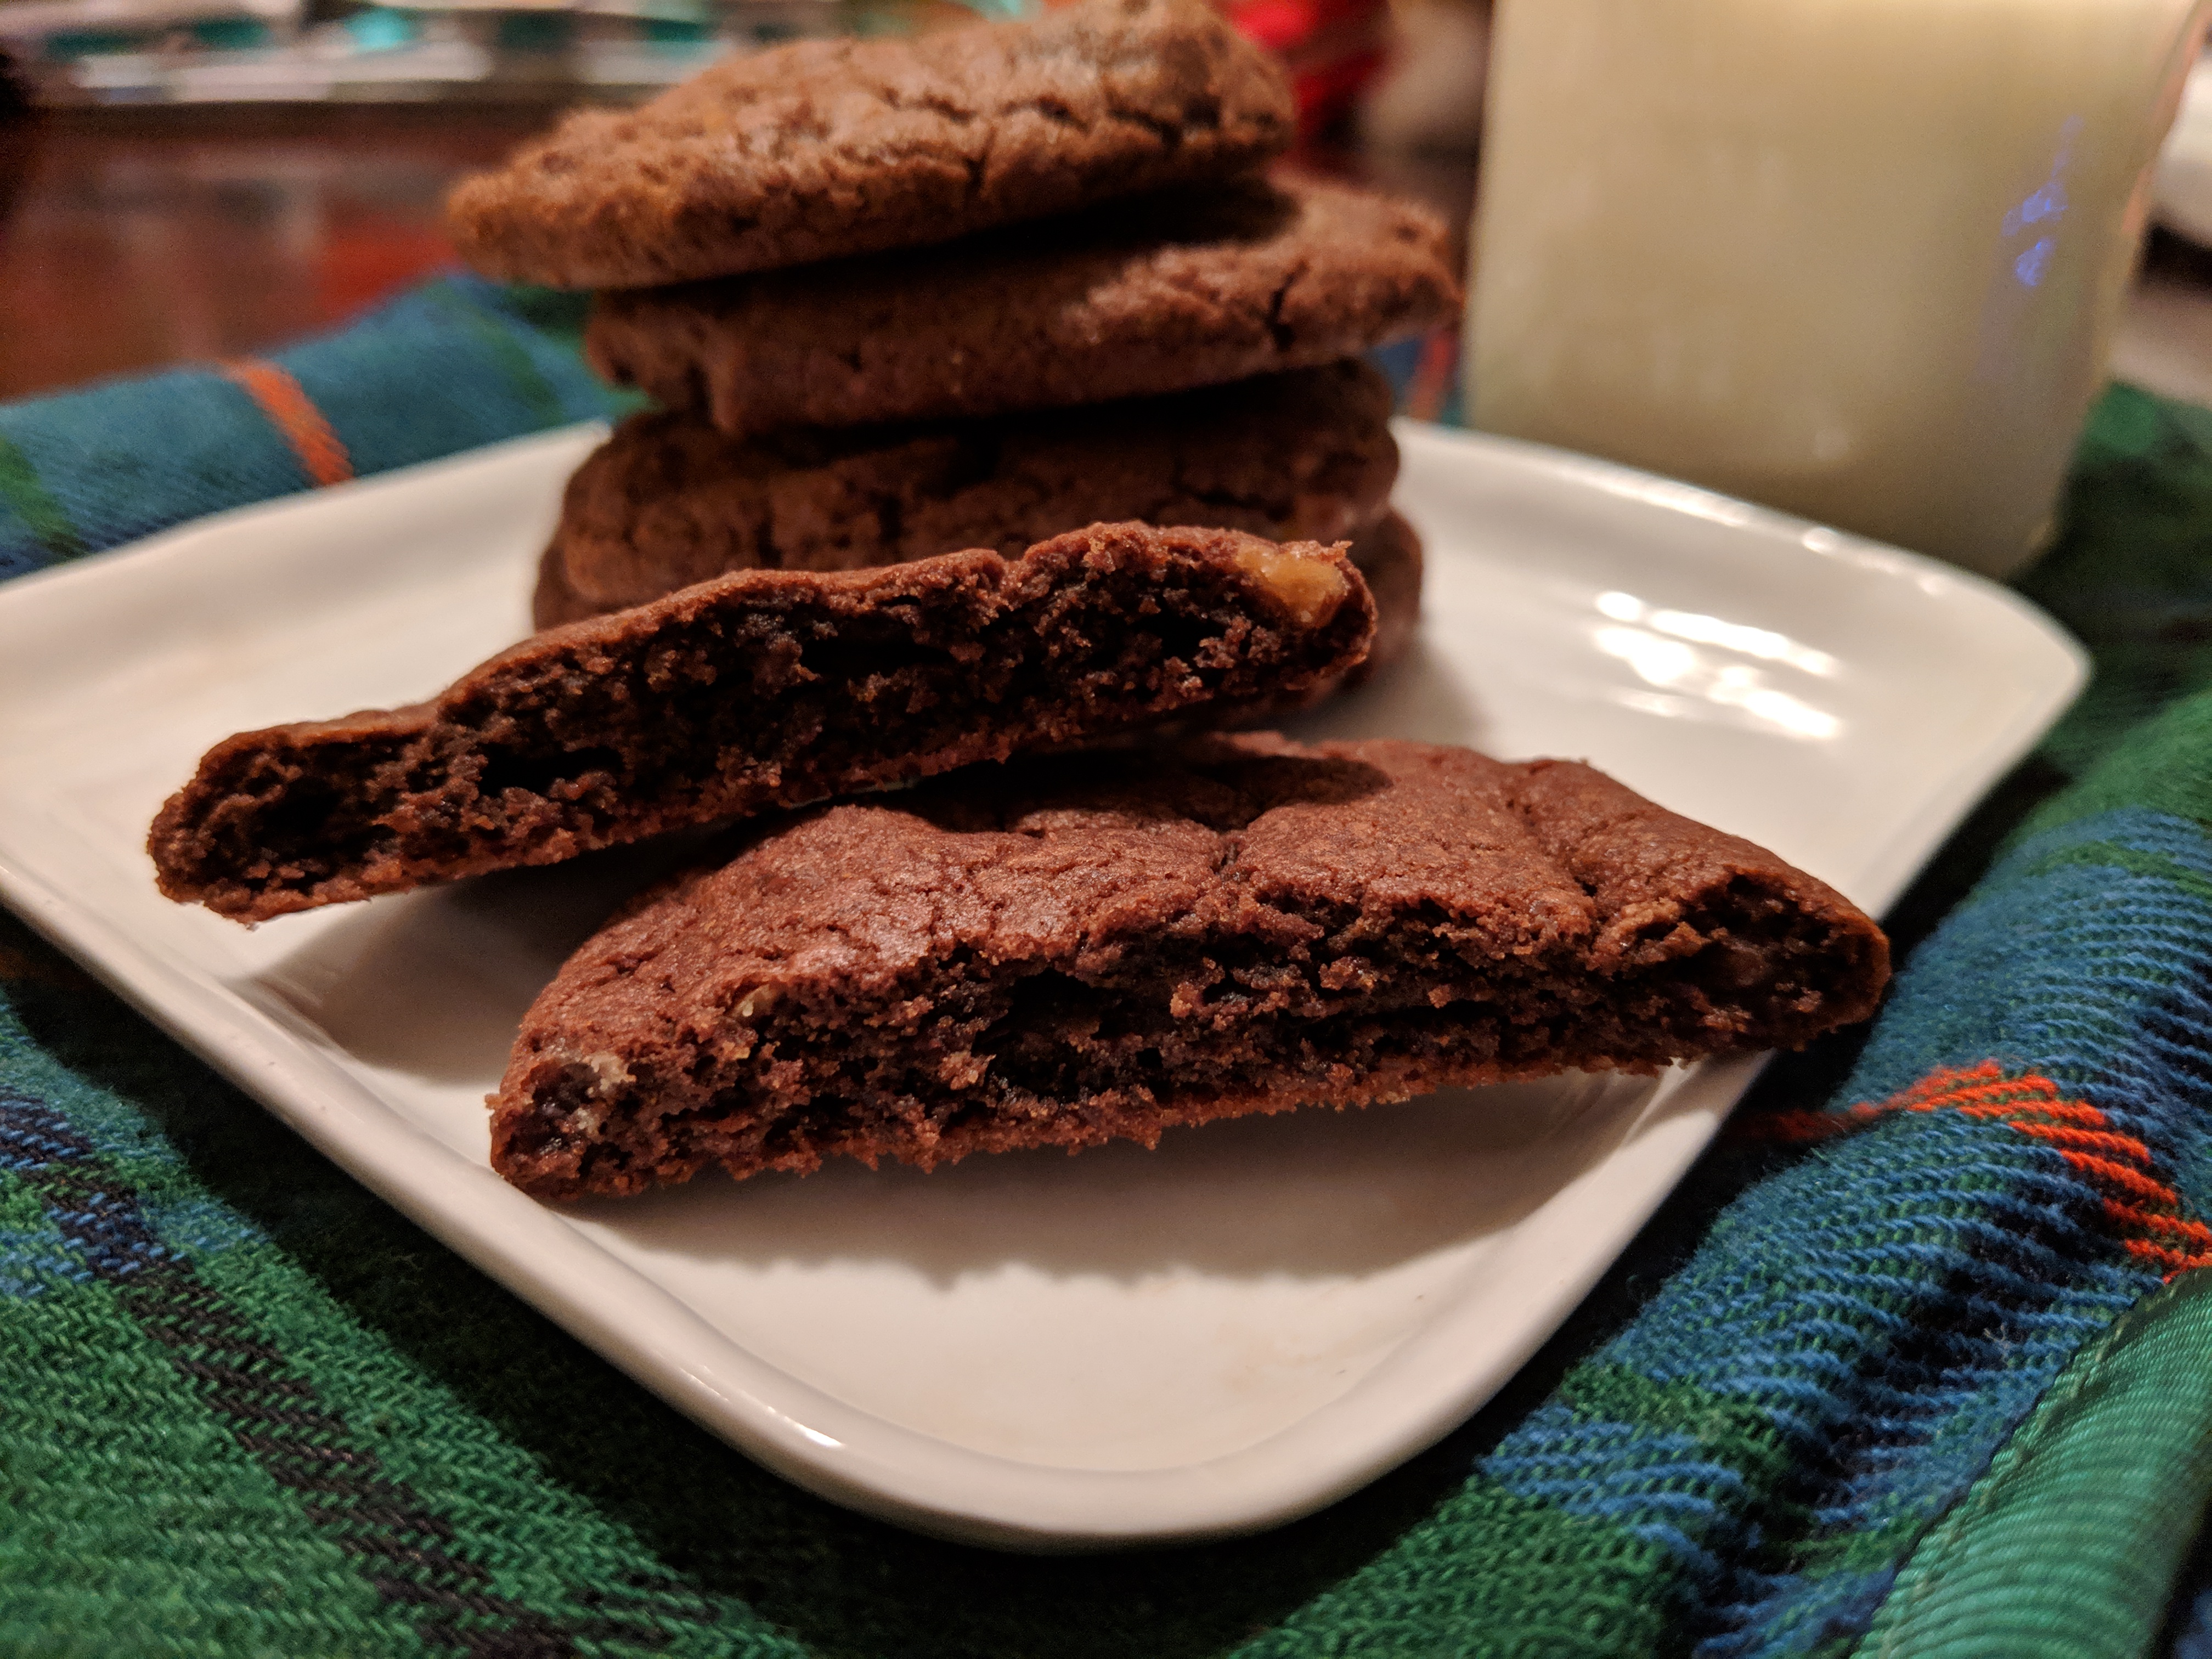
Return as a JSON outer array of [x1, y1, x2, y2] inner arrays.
[[419, 280, 572, 429], [187, 1237, 790, 1658], [0, 947, 763, 1656], [2021, 383, 2212, 778], [0, 434, 86, 562], [0, 1276, 422, 1659], [2014, 691, 2212, 843], [2003, 840, 2212, 908], [488, 283, 597, 354], [1850, 1271, 2212, 1659], [1233, 1475, 1682, 1659]]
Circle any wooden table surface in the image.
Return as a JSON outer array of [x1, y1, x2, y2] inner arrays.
[[0, 103, 569, 402]]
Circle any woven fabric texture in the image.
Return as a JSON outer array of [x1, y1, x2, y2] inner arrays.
[[0, 276, 628, 580], [1854, 1269, 2212, 1658], [4, 284, 2212, 1657]]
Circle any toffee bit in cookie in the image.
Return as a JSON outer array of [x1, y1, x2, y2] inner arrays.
[[488, 736, 1891, 1201], [148, 526, 1375, 923], [1248, 511, 1424, 718]]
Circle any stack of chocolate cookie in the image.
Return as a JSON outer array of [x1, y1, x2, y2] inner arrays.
[[143, 0, 1895, 1210], [445, 0, 1457, 697]]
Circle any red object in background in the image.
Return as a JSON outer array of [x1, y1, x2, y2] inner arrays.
[[313, 217, 462, 329], [1224, 0, 1389, 139]]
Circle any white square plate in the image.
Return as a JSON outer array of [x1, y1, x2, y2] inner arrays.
[[0, 421, 2084, 1549]]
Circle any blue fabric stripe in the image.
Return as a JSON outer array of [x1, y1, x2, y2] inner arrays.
[[0, 368, 309, 573], [1700, 805, 2212, 1652], [1469, 800, 2212, 1655], [1846, 810, 2212, 1102], [0, 1223, 89, 1297], [1699, 1568, 1896, 1659], [275, 275, 617, 478], [0, 1093, 187, 1286]]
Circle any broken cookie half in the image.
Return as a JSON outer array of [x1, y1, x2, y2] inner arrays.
[[148, 524, 1374, 922], [490, 735, 1890, 1200]]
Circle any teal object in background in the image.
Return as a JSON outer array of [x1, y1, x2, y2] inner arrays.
[[343, 9, 420, 52], [42, 29, 143, 58], [188, 17, 269, 49]]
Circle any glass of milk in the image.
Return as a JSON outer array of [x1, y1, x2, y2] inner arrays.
[[1467, 0, 2209, 578]]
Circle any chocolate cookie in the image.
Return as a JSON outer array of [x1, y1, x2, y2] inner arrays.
[[150, 526, 1375, 923], [532, 544, 594, 633], [1344, 510, 1421, 687], [1216, 512, 1423, 725], [446, 0, 1294, 290], [489, 735, 1889, 1199], [532, 361, 1399, 629], [586, 176, 1459, 438]]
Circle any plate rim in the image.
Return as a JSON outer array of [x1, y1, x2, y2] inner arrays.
[[0, 420, 2089, 1549]]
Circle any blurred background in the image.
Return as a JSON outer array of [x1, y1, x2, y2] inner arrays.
[[3, 0, 2211, 408], [0, 0, 1469, 402]]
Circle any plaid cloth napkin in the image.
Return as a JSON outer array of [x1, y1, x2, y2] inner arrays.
[[5, 278, 2212, 1659]]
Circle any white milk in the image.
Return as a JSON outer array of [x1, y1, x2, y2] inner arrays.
[[1468, 0, 2207, 576]]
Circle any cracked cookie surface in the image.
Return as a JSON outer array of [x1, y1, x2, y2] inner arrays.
[[446, 0, 1294, 289], [531, 362, 1398, 628], [585, 176, 1459, 438], [488, 735, 1891, 1199]]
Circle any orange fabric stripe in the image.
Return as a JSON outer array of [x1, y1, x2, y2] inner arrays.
[[2124, 1207, 2212, 1248], [1898, 1060, 2016, 1101], [2010, 1122, 2156, 1164], [1938, 1081, 2079, 1114], [2059, 1150, 2180, 1206], [1957, 1098, 2109, 1127], [219, 360, 353, 488], [1731, 1062, 2212, 1280], [2124, 1237, 2212, 1272]]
